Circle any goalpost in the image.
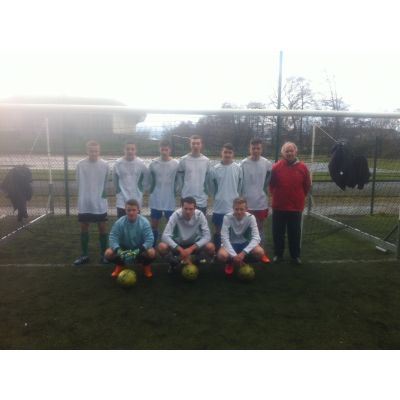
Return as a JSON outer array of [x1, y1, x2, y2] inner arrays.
[[0, 103, 145, 241], [0, 103, 399, 259], [307, 124, 399, 254]]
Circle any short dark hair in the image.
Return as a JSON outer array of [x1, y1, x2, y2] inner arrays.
[[190, 135, 202, 142], [222, 143, 234, 151], [125, 199, 140, 208], [86, 140, 99, 148], [233, 197, 247, 207], [250, 138, 263, 146], [160, 139, 171, 148], [124, 141, 136, 147], [181, 196, 197, 207]]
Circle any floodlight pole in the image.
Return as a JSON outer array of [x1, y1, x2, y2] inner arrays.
[[275, 51, 283, 162]]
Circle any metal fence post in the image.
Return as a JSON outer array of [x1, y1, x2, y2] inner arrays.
[[62, 120, 70, 217], [274, 51, 283, 162], [397, 207, 400, 260], [369, 136, 379, 216]]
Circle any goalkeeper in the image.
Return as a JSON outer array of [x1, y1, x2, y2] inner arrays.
[[104, 199, 155, 278]]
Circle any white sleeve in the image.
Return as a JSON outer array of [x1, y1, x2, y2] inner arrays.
[[195, 212, 211, 249], [207, 167, 216, 197], [221, 216, 237, 257], [243, 215, 261, 254], [143, 163, 151, 193], [237, 165, 244, 195], [264, 161, 272, 192], [175, 158, 185, 195], [112, 162, 120, 193], [161, 212, 179, 249], [76, 163, 80, 185]]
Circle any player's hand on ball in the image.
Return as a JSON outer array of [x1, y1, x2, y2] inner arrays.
[[233, 253, 245, 266]]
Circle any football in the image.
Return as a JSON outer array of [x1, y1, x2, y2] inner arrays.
[[117, 269, 137, 287], [237, 264, 255, 281], [181, 263, 199, 281]]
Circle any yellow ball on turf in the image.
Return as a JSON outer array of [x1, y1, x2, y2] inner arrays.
[[181, 263, 199, 281], [117, 269, 137, 287], [237, 264, 255, 281]]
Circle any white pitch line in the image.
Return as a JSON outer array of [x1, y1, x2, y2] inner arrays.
[[0, 264, 110, 267], [0, 259, 398, 267], [308, 258, 398, 264]]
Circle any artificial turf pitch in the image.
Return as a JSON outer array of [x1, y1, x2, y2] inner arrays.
[[1, 259, 400, 349], [0, 216, 399, 349]]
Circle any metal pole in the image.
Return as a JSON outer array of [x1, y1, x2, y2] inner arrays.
[[275, 51, 283, 162], [397, 206, 400, 260], [370, 136, 378, 216], [307, 124, 316, 216], [62, 119, 70, 217], [45, 117, 54, 214]]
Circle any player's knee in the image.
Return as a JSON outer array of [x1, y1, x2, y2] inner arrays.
[[104, 248, 115, 259], [157, 242, 169, 255], [146, 247, 156, 259], [252, 245, 264, 259], [205, 242, 215, 255], [217, 248, 228, 262]]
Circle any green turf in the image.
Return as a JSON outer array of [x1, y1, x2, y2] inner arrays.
[[0, 214, 399, 349], [0, 260, 399, 349]]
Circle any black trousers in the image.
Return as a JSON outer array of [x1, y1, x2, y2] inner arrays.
[[272, 210, 302, 259]]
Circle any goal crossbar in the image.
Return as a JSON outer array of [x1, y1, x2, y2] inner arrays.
[[1, 103, 400, 119]]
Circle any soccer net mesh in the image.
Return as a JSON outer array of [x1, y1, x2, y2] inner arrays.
[[0, 104, 399, 263]]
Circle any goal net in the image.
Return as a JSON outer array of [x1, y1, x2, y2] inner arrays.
[[0, 104, 399, 263]]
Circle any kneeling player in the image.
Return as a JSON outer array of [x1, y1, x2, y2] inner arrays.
[[217, 197, 266, 275], [105, 199, 156, 278], [158, 196, 215, 273]]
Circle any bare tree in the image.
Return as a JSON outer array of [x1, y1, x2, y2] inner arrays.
[[318, 73, 349, 137], [269, 76, 316, 146]]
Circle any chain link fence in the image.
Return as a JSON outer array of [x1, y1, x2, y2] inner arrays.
[[0, 105, 399, 258]]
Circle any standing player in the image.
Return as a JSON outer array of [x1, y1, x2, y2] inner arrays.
[[177, 135, 211, 215], [105, 199, 156, 278], [158, 197, 215, 272], [209, 143, 242, 249], [73, 140, 110, 265], [217, 197, 266, 275], [240, 138, 272, 262], [269, 142, 311, 265], [148, 140, 179, 246], [113, 141, 149, 218]]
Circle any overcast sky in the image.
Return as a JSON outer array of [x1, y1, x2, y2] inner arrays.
[[1, 0, 399, 112]]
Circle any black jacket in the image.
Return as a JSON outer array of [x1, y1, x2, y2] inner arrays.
[[328, 143, 370, 190], [1, 165, 33, 211]]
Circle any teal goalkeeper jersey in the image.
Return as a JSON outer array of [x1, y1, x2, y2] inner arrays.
[[148, 157, 179, 211], [109, 215, 154, 251], [209, 161, 243, 214]]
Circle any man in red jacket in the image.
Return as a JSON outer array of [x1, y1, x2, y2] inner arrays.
[[269, 142, 311, 265]]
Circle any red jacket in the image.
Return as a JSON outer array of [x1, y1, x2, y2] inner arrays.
[[269, 159, 311, 211]]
